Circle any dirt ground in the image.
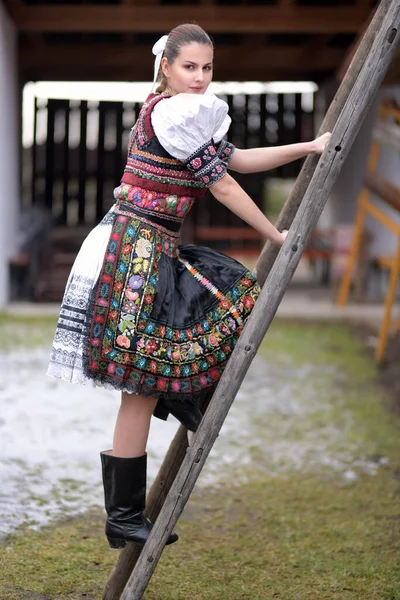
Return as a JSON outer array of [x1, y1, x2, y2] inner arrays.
[[352, 323, 400, 413], [380, 335, 400, 409], [1, 317, 399, 599]]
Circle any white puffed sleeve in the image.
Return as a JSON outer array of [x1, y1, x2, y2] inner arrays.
[[151, 93, 236, 187], [213, 113, 231, 144]]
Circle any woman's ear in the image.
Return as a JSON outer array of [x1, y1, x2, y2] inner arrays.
[[161, 56, 169, 78]]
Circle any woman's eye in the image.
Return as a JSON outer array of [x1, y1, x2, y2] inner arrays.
[[184, 65, 212, 70]]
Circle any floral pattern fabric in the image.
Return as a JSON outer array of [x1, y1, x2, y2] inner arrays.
[[121, 93, 212, 198], [216, 139, 236, 165], [113, 183, 194, 219], [184, 139, 235, 186], [85, 202, 260, 397]]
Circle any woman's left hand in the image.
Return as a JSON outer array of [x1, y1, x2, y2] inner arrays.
[[310, 132, 332, 154]]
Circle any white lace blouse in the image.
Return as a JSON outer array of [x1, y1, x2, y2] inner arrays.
[[151, 93, 236, 186]]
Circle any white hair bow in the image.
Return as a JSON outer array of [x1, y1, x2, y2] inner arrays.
[[152, 35, 168, 84]]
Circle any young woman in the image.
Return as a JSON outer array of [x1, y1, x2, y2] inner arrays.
[[47, 23, 331, 550]]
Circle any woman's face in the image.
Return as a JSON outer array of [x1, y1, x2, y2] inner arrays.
[[161, 42, 213, 95]]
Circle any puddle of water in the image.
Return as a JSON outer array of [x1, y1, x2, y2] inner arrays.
[[0, 345, 386, 538]]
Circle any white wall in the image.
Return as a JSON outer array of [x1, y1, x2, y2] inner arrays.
[[0, 1, 19, 307], [329, 93, 379, 223], [327, 85, 400, 258], [365, 85, 400, 258]]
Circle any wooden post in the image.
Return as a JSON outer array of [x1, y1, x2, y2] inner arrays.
[[103, 1, 398, 598], [114, 3, 400, 599]]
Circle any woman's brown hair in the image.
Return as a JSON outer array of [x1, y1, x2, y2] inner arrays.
[[155, 24, 213, 94]]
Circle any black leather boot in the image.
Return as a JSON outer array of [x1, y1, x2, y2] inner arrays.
[[100, 450, 178, 548]]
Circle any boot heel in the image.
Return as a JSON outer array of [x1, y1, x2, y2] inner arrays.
[[107, 536, 126, 549]]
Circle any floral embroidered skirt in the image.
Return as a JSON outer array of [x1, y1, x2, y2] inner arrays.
[[47, 198, 260, 431]]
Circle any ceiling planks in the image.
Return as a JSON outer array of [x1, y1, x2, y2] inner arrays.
[[6, 0, 382, 83], [19, 42, 347, 82], [10, 5, 372, 34], [2, 0, 44, 46]]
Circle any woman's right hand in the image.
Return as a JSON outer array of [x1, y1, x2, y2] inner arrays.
[[277, 229, 288, 247]]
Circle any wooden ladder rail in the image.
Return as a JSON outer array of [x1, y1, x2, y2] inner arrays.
[[102, 1, 400, 598], [337, 105, 400, 362]]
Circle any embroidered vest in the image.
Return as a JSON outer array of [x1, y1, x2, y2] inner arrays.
[[121, 93, 209, 199]]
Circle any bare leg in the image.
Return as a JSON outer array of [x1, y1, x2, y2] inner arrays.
[[112, 392, 158, 458]]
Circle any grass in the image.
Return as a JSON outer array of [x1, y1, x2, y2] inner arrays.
[[1, 472, 399, 600], [263, 178, 295, 223], [0, 318, 399, 599], [0, 314, 57, 350]]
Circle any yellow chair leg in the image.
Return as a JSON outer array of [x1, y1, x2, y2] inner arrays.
[[337, 199, 367, 307], [375, 238, 400, 363]]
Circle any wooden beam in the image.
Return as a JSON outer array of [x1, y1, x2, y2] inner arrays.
[[297, 34, 336, 68], [11, 5, 372, 33], [19, 43, 346, 81], [2, 0, 45, 46], [22, 32, 46, 48], [337, 3, 378, 80], [21, 66, 333, 83], [2, 0, 20, 21], [122, 0, 159, 4], [20, 42, 345, 70]]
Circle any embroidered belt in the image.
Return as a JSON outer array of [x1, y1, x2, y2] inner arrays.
[[114, 199, 183, 231], [114, 199, 182, 258]]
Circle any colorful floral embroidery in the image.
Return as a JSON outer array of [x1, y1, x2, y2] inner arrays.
[[113, 200, 181, 259], [113, 184, 194, 219], [122, 93, 212, 198], [88, 209, 260, 396], [216, 139, 236, 165], [184, 140, 229, 186]]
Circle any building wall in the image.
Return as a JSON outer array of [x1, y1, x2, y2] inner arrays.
[[366, 85, 400, 258], [326, 83, 400, 258], [0, 1, 19, 307]]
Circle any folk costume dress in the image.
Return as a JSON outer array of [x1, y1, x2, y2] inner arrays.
[[47, 91, 260, 432]]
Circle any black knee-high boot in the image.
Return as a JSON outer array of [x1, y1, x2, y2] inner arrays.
[[100, 450, 179, 548]]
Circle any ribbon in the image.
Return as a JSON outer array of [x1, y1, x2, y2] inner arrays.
[[152, 35, 169, 84]]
